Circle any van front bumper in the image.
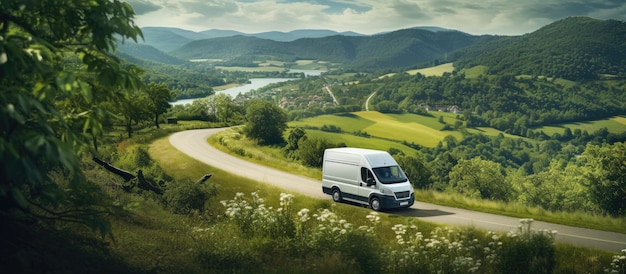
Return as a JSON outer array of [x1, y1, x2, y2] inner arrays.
[[380, 193, 414, 209]]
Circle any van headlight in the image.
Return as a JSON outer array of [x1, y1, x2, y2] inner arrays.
[[381, 188, 393, 195]]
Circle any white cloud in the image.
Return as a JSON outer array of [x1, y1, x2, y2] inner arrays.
[[131, 0, 626, 35]]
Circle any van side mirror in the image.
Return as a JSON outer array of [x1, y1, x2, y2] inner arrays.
[[366, 177, 376, 186]]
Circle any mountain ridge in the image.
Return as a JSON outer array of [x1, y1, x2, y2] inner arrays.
[[124, 17, 626, 76], [168, 28, 480, 69]]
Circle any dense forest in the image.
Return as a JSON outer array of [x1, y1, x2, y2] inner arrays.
[[454, 17, 626, 80]]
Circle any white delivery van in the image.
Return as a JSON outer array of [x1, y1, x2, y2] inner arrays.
[[321, 147, 414, 211]]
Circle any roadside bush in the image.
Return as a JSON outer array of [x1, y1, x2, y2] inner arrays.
[[163, 179, 217, 214], [298, 137, 345, 168], [217, 192, 561, 273], [116, 145, 151, 170], [605, 249, 626, 273], [498, 219, 557, 274]]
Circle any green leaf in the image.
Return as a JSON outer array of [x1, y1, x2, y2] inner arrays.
[[11, 187, 28, 208]]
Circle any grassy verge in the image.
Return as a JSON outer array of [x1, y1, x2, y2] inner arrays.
[[414, 191, 626, 234]]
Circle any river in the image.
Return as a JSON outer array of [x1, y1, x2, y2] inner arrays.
[[170, 69, 323, 106]]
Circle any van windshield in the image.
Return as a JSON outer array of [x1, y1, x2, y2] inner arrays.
[[372, 166, 407, 184]]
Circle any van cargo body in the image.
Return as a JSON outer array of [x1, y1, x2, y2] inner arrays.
[[321, 147, 414, 211]]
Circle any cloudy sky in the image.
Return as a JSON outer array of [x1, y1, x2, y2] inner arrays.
[[126, 0, 626, 35]]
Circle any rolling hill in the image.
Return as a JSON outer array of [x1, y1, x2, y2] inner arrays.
[[136, 27, 364, 53], [120, 17, 626, 81], [454, 17, 626, 80], [169, 28, 480, 69]]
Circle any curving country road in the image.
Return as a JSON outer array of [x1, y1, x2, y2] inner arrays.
[[170, 128, 626, 252]]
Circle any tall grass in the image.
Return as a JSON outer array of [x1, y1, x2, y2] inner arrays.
[[415, 190, 626, 234]]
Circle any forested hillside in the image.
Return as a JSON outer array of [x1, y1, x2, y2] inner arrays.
[[117, 43, 186, 65], [169, 29, 479, 70], [364, 72, 626, 134], [454, 17, 626, 80]]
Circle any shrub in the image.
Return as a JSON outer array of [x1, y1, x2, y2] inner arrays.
[[163, 179, 217, 214], [498, 219, 557, 274], [605, 249, 626, 273]]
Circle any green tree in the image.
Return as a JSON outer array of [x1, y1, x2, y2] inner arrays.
[[582, 142, 626, 216], [244, 100, 287, 145], [211, 93, 242, 123], [298, 137, 343, 168], [449, 157, 509, 200], [376, 100, 400, 113], [118, 89, 149, 138], [511, 160, 591, 212], [145, 82, 172, 129], [284, 127, 306, 160], [0, 0, 142, 234], [396, 155, 432, 189]]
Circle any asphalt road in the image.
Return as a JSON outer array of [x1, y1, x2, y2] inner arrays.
[[170, 128, 626, 253]]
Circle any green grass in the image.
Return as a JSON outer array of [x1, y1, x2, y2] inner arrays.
[[534, 115, 626, 136], [215, 66, 286, 72], [414, 190, 626, 234], [290, 111, 466, 147], [304, 130, 420, 156], [379, 63, 454, 78], [406, 62, 455, 76], [460, 65, 488, 78], [290, 112, 376, 132]]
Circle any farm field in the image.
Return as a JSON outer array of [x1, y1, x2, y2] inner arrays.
[[406, 62, 454, 76], [215, 66, 285, 72], [290, 111, 467, 147], [380, 63, 454, 79], [298, 130, 420, 156], [534, 115, 626, 136], [216, 59, 332, 72]]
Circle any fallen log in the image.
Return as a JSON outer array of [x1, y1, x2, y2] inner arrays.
[[137, 170, 164, 195], [93, 157, 136, 181], [197, 174, 213, 184]]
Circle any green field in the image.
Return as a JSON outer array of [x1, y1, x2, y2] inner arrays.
[[302, 130, 420, 155], [380, 63, 454, 79], [215, 66, 285, 72], [406, 62, 454, 76], [534, 115, 626, 136], [460, 65, 488, 78], [290, 111, 468, 147]]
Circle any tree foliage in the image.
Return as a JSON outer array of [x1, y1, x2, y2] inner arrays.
[[0, 0, 143, 234], [449, 157, 509, 200], [145, 82, 172, 129], [456, 17, 626, 80], [244, 99, 287, 145], [582, 142, 626, 216]]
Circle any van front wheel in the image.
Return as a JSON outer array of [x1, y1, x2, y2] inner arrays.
[[332, 188, 342, 202], [370, 197, 381, 211]]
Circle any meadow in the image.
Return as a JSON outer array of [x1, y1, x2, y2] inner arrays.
[[380, 62, 455, 79], [291, 111, 476, 147], [215, 59, 332, 73], [534, 115, 626, 136]]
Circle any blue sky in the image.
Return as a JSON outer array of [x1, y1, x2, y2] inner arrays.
[[126, 0, 626, 35]]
